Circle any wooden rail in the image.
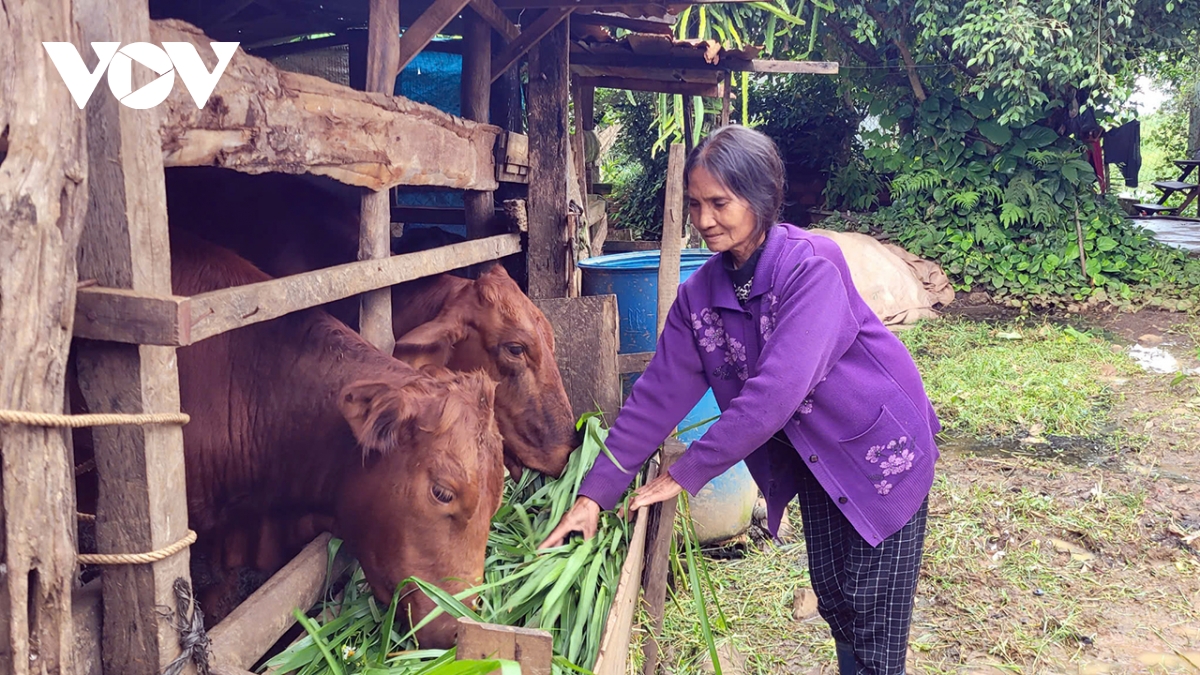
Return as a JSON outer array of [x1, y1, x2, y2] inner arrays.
[[73, 235, 522, 346]]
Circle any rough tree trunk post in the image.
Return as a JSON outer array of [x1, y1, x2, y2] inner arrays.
[[463, 10, 497, 250], [0, 1, 89, 673], [359, 0, 400, 354], [526, 14, 571, 299], [70, 0, 195, 674]]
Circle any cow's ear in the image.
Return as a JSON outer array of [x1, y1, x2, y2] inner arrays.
[[338, 379, 428, 456], [392, 315, 467, 368]]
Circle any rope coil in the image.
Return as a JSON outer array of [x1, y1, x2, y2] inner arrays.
[[0, 409, 190, 428], [76, 529, 197, 566]]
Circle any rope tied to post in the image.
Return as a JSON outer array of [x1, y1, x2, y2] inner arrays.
[[76, 529, 198, 566], [0, 409, 190, 428]]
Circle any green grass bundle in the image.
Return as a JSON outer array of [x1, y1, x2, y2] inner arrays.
[[265, 413, 638, 675]]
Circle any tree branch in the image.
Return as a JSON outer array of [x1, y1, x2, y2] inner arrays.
[[861, 4, 926, 102], [823, 13, 885, 66]]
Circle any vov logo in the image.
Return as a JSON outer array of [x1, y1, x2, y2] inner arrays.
[[42, 42, 239, 110]]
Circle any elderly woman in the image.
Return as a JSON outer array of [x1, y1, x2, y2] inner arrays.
[[540, 125, 940, 675]]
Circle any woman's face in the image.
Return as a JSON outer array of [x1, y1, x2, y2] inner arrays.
[[687, 164, 762, 265]]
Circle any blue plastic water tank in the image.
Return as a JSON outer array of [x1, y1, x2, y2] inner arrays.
[[578, 249, 758, 543]]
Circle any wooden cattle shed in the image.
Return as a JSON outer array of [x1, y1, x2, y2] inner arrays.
[[1, 0, 836, 673]]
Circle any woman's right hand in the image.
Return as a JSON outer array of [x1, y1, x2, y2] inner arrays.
[[538, 496, 601, 550]]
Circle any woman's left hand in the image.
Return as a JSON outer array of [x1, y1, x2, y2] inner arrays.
[[622, 473, 685, 518]]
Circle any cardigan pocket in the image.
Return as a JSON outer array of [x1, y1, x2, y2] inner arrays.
[[838, 405, 921, 497]]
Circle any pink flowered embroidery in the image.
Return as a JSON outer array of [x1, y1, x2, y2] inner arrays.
[[692, 306, 748, 381], [759, 292, 779, 341], [793, 397, 814, 418], [865, 436, 913, 494]]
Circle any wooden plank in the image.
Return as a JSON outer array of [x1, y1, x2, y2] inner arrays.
[[577, 75, 724, 97], [0, 1, 87, 672], [470, 0, 522, 41], [360, 0, 401, 354], [532, 296, 621, 422], [455, 619, 554, 674], [397, 0, 474, 73], [73, 3, 194, 675], [617, 351, 654, 374], [526, 15, 572, 299], [464, 8, 499, 242], [71, 235, 522, 347], [570, 50, 838, 74], [153, 19, 501, 193], [209, 533, 342, 671], [188, 235, 521, 344], [640, 439, 685, 675], [571, 64, 723, 83], [657, 143, 686, 335], [592, 461, 655, 675], [74, 288, 192, 348], [73, 581, 104, 675], [491, 7, 573, 82]]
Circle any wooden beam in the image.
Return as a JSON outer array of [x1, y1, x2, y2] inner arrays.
[[74, 288, 192, 346], [572, 11, 674, 35], [0, 0, 88, 672], [360, 0, 402, 354], [526, 15, 571, 299], [617, 351, 654, 375], [577, 75, 724, 97], [470, 0, 521, 41], [74, 3, 194, 675], [71, 236, 523, 347], [570, 64, 722, 83], [592, 459, 654, 675], [641, 439, 685, 675], [656, 144, 685, 335], [569, 50, 839, 74], [153, 19, 501, 193], [491, 7, 573, 82], [396, 0, 474, 73], [463, 8, 498, 243], [455, 619, 553, 674], [209, 533, 347, 671]]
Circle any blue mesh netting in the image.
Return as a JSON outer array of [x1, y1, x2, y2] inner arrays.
[[393, 48, 464, 213]]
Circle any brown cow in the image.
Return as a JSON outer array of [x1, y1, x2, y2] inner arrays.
[[164, 167, 577, 477], [74, 232, 505, 647]]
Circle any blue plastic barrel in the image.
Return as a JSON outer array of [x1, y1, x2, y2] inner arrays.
[[578, 249, 758, 544]]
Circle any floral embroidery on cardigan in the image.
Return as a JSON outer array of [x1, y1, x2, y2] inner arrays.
[[759, 292, 779, 342], [865, 436, 914, 494], [692, 307, 748, 381]]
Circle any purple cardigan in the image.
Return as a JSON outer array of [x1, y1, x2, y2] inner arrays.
[[578, 224, 941, 546]]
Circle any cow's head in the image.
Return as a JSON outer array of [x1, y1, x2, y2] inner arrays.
[[335, 367, 505, 648], [392, 264, 577, 479]]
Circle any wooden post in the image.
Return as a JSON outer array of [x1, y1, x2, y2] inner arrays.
[[463, 10, 496, 244], [360, 0, 400, 354], [640, 439, 686, 675], [721, 70, 732, 126], [456, 619, 553, 674], [656, 144, 686, 336], [526, 13, 571, 299], [71, 1, 195, 673], [0, 1, 88, 673], [641, 144, 686, 675]]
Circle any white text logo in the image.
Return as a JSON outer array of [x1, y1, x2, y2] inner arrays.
[[42, 41, 239, 110]]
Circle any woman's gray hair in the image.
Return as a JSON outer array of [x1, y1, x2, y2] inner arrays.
[[684, 125, 786, 236]]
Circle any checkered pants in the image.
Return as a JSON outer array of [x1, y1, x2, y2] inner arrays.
[[794, 457, 929, 675]]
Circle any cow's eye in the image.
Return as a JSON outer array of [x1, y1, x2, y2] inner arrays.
[[431, 485, 455, 504], [504, 343, 526, 357]]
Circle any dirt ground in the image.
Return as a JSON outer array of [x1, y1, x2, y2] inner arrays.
[[672, 300, 1200, 675]]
